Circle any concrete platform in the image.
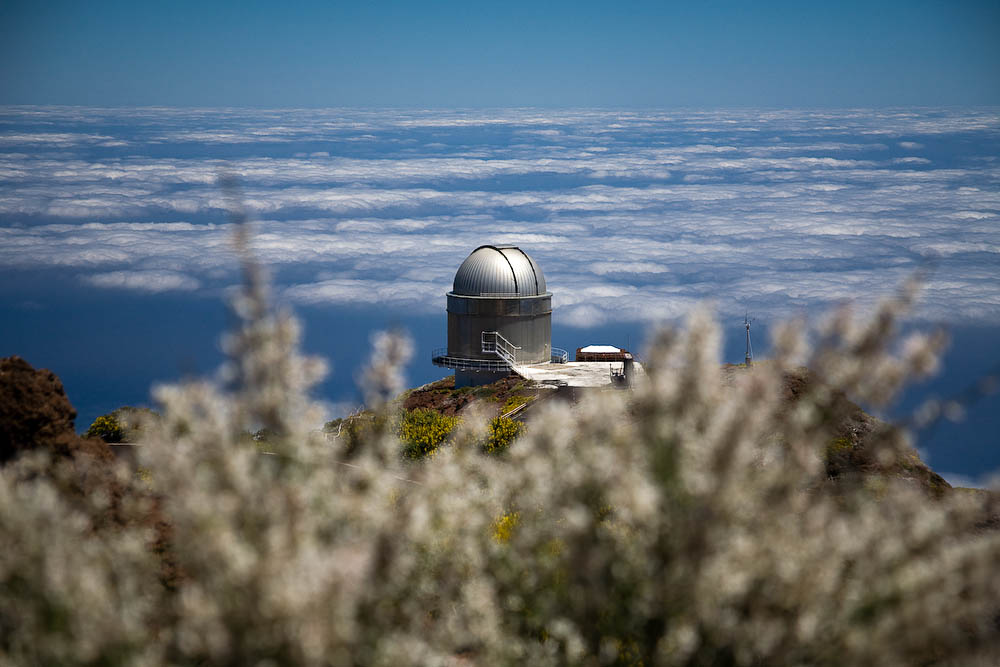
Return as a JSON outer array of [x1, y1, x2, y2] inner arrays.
[[514, 361, 645, 388]]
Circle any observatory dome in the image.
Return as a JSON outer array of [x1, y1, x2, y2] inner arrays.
[[452, 245, 547, 297]]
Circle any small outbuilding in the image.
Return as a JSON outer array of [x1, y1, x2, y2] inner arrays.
[[575, 345, 632, 362]]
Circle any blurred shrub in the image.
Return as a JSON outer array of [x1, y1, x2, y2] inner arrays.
[[2, 246, 998, 666], [325, 411, 388, 459], [85, 406, 160, 443], [492, 511, 520, 543]]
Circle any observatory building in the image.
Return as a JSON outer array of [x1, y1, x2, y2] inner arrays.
[[432, 245, 556, 387]]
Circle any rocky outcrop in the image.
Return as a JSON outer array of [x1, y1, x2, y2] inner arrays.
[[0, 356, 179, 585], [781, 366, 952, 497], [0, 356, 112, 464]]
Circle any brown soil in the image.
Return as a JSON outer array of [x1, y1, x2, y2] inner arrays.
[[402, 375, 542, 417]]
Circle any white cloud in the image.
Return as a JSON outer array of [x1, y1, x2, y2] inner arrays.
[[557, 304, 610, 328], [0, 132, 124, 147], [1, 106, 999, 328], [282, 278, 447, 311], [590, 261, 670, 275], [84, 270, 201, 292]]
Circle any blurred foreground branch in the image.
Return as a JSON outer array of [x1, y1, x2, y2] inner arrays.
[[1, 220, 998, 666]]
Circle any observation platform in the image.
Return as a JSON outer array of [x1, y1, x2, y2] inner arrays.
[[433, 349, 645, 388], [515, 361, 645, 388], [434, 330, 643, 388]]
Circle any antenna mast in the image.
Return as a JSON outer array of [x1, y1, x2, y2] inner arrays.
[[744, 313, 754, 367]]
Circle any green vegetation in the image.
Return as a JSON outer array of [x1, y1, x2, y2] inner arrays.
[[326, 404, 526, 460], [85, 414, 124, 443], [398, 408, 460, 459], [85, 406, 160, 443], [482, 415, 523, 455], [501, 395, 531, 413], [454, 384, 502, 399]]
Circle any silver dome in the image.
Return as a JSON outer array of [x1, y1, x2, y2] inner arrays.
[[452, 245, 547, 297]]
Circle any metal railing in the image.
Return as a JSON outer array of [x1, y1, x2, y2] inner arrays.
[[481, 331, 520, 367], [431, 348, 513, 372], [433, 333, 561, 372]]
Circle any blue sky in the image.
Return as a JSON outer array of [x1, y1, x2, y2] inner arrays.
[[2, 0, 999, 107]]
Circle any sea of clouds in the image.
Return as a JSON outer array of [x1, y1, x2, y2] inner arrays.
[[3, 106, 1000, 480], [2, 106, 998, 329]]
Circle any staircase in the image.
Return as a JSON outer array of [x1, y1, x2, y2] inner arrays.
[[481, 331, 522, 370]]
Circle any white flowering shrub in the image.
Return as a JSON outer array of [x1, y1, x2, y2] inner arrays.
[[1, 246, 998, 666]]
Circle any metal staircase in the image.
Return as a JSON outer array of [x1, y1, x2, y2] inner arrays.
[[434, 332, 563, 376], [481, 331, 521, 368]]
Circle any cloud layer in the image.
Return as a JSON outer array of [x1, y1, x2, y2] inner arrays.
[[1, 106, 998, 327]]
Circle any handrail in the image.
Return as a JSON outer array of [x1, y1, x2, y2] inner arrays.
[[551, 347, 568, 364], [500, 398, 533, 420], [481, 331, 521, 367], [433, 331, 547, 373], [431, 348, 512, 371]]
